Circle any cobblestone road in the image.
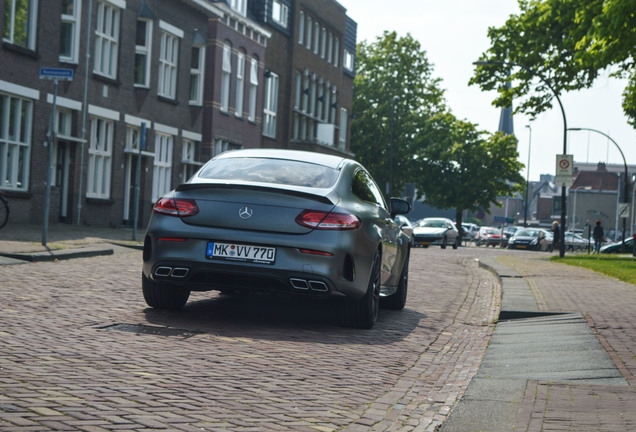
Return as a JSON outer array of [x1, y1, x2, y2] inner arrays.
[[1, 247, 501, 431]]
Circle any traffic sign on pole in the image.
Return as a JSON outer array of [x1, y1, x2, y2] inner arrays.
[[39, 67, 74, 81]]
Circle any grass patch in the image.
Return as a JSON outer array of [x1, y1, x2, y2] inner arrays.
[[551, 254, 636, 285]]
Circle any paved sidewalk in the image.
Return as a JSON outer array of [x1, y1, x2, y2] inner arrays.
[[441, 253, 636, 432], [0, 222, 142, 263]]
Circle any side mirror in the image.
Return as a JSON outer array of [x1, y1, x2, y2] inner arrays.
[[390, 198, 411, 218]]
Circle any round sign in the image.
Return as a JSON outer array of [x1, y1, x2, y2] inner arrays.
[[476, 210, 485, 220], [559, 158, 570, 170]]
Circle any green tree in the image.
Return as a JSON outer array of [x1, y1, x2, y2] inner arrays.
[[351, 31, 445, 197], [471, 0, 636, 127], [413, 113, 525, 236]]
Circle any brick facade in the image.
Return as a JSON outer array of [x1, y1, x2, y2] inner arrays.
[[0, 0, 354, 229]]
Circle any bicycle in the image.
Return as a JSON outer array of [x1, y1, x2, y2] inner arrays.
[[0, 191, 9, 229]]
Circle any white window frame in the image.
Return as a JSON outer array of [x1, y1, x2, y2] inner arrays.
[[263, 72, 279, 138], [3, 0, 38, 50], [94, 1, 121, 79], [60, 0, 82, 63], [221, 43, 232, 113], [189, 44, 205, 105], [0, 92, 33, 191], [181, 138, 202, 181], [248, 58, 258, 121], [306, 17, 313, 50], [230, 0, 247, 16], [313, 22, 320, 54], [339, 107, 348, 147], [87, 116, 114, 198], [272, 0, 288, 28], [344, 49, 355, 72], [134, 18, 153, 87], [158, 24, 181, 99], [334, 37, 340, 68], [327, 32, 333, 64], [152, 132, 174, 202], [320, 27, 327, 59], [298, 11, 305, 45], [235, 52, 245, 117]]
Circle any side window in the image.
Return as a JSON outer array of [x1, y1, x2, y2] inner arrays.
[[352, 169, 386, 209]]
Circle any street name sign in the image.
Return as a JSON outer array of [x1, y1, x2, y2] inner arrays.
[[39, 67, 74, 81]]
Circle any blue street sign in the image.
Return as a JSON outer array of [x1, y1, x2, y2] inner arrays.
[[39, 67, 74, 81]]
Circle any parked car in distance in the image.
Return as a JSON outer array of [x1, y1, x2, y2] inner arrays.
[[141, 149, 412, 329], [600, 236, 634, 254], [564, 232, 589, 251], [413, 217, 459, 249], [461, 223, 480, 241], [475, 227, 503, 247], [395, 215, 414, 246], [507, 228, 552, 251]]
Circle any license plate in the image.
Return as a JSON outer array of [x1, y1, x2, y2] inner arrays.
[[206, 242, 276, 264], [518, 245, 526, 249]]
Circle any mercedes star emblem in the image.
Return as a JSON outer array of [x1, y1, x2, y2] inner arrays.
[[239, 206, 253, 220]]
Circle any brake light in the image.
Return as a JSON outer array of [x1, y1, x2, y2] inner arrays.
[[153, 197, 199, 217], [295, 210, 361, 230]]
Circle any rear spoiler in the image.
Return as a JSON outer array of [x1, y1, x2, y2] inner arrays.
[[175, 182, 337, 205]]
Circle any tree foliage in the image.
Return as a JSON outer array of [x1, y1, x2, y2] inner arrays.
[[351, 31, 446, 196], [471, 0, 636, 127], [412, 113, 525, 230], [352, 32, 526, 232]]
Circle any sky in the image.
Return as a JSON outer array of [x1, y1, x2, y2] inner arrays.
[[337, 0, 635, 182]]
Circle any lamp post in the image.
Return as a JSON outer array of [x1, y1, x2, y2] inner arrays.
[[389, 95, 400, 196], [524, 124, 532, 227], [473, 60, 568, 257], [568, 127, 630, 251]]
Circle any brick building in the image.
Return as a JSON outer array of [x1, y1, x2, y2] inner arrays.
[[250, 0, 356, 156], [1, 0, 355, 228]]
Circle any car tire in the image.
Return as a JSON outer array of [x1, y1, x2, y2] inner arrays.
[[339, 250, 381, 329], [452, 237, 458, 249], [382, 249, 409, 310], [142, 273, 190, 310], [441, 237, 447, 249]]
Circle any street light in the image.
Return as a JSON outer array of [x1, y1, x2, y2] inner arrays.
[[523, 124, 532, 227], [473, 60, 568, 256], [568, 127, 630, 250], [389, 95, 400, 196]]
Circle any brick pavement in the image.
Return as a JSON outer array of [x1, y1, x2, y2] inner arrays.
[[0, 230, 500, 432], [496, 254, 636, 432]]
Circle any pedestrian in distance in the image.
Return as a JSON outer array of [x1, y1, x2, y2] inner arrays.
[[552, 220, 560, 251], [592, 219, 604, 254]]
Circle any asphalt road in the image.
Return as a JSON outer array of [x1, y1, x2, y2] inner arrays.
[[1, 245, 506, 431]]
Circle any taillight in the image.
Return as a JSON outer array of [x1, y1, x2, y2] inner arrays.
[[295, 210, 361, 230], [153, 197, 199, 217]]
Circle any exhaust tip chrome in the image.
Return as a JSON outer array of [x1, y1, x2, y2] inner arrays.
[[171, 267, 189, 278], [155, 266, 172, 277], [309, 281, 328, 292], [290, 278, 310, 290]]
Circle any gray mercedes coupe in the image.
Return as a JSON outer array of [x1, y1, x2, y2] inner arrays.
[[141, 149, 412, 329]]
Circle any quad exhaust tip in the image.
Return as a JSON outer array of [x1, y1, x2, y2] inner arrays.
[[290, 278, 328, 292], [154, 266, 189, 279]]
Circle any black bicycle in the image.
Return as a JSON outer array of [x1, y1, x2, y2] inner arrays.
[[0, 191, 9, 229]]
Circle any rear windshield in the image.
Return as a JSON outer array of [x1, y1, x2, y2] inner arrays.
[[196, 157, 339, 188]]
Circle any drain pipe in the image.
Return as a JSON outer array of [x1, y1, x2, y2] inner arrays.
[[77, 0, 93, 224]]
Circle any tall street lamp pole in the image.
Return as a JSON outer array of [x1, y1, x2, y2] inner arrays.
[[568, 127, 630, 251], [524, 124, 532, 227], [473, 60, 568, 257], [389, 95, 400, 196]]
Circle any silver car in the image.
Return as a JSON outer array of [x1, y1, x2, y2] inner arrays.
[[141, 149, 412, 329]]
